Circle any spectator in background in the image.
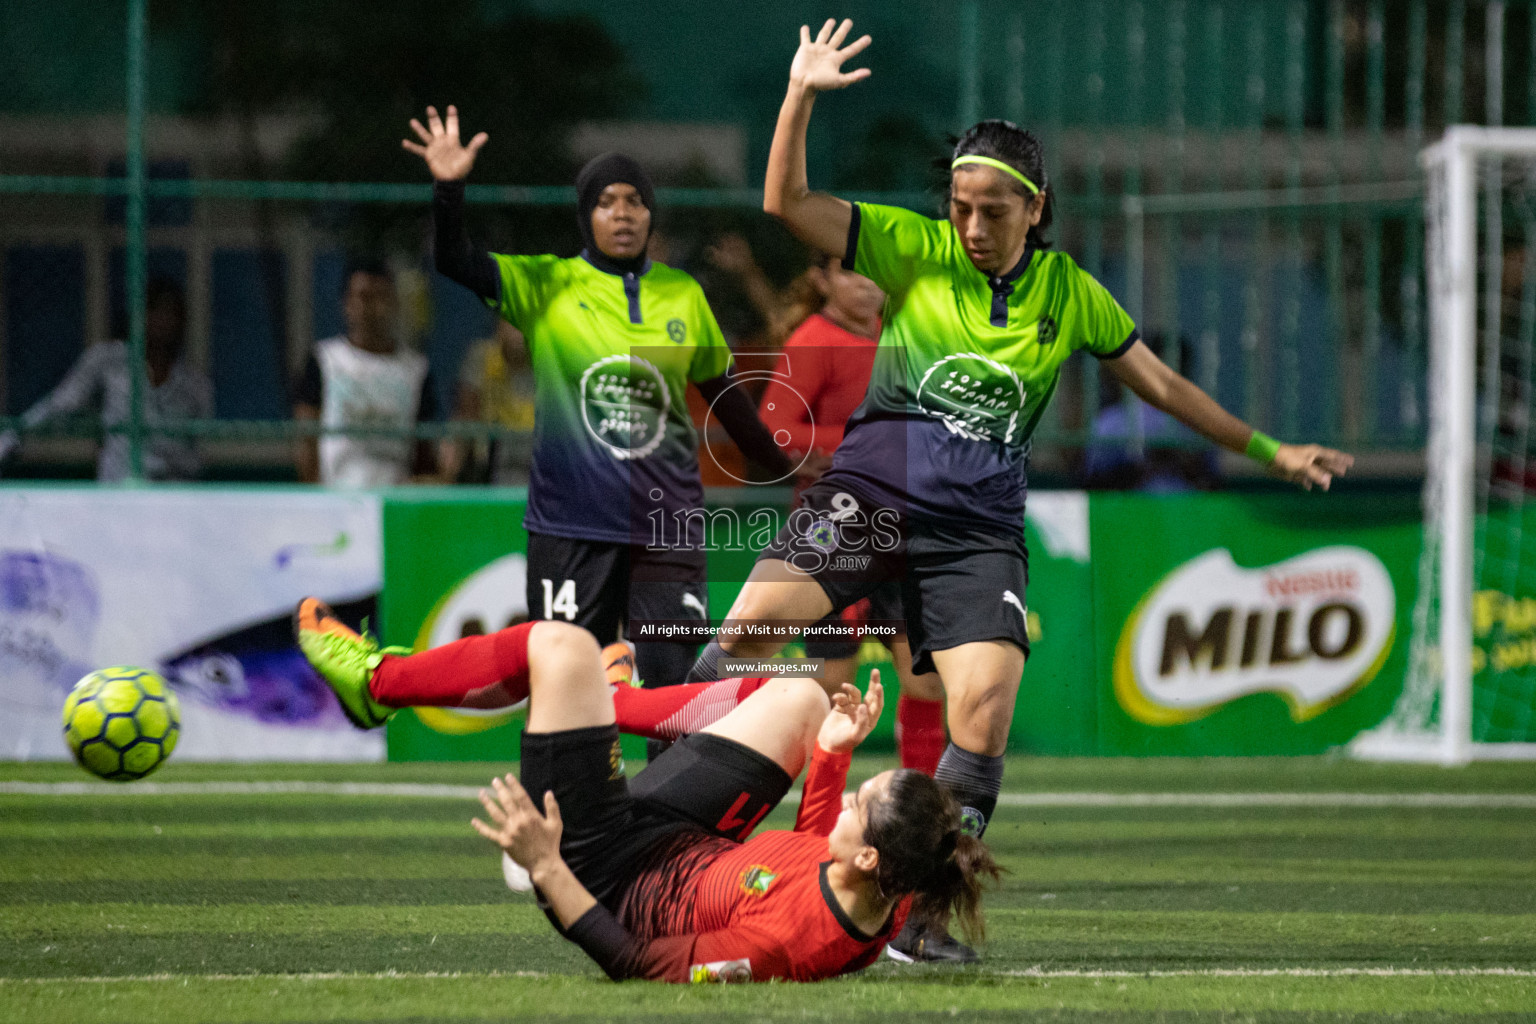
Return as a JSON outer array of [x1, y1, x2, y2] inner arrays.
[[0, 277, 212, 482], [440, 318, 535, 485], [1081, 334, 1220, 492], [294, 259, 441, 487]]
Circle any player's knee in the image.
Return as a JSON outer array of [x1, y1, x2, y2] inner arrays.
[[947, 676, 1015, 725], [777, 677, 832, 738], [528, 621, 602, 689]]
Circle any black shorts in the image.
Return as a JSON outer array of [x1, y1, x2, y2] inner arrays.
[[803, 580, 904, 661], [759, 480, 1030, 675], [518, 725, 793, 912], [525, 532, 708, 645]]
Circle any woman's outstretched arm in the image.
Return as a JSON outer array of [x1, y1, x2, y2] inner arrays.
[[763, 19, 871, 257], [1105, 340, 1355, 491], [403, 105, 499, 300]]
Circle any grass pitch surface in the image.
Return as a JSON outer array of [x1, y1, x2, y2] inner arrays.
[[2, 757, 1533, 1023]]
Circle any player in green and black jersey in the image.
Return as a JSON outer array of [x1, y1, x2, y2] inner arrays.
[[687, 20, 1355, 961], [402, 106, 795, 695]]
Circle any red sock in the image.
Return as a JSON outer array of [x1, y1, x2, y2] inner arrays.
[[611, 677, 769, 741], [896, 695, 946, 775], [369, 622, 535, 708]]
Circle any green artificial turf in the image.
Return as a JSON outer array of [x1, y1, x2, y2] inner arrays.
[[2, 757, 1533, 1023]]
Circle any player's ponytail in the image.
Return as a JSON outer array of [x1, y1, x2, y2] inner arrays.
[[865, 770, 1002, 942], [947, 119, 1055, 249]]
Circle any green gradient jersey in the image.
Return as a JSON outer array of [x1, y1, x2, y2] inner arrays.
[[831, 202, 1138, 531], [487, 254, 731, 544]]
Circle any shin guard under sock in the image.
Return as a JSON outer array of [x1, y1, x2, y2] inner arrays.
[[370, 621, 535, 708]]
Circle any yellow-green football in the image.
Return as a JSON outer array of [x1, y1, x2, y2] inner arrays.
[[62, 667, 181, 781]]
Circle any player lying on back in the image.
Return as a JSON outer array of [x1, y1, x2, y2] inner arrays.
[[295, 599, 998, 981]]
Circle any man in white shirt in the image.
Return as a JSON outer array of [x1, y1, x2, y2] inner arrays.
[[0, 278, 213, 482], [293, 259, 440, 487]]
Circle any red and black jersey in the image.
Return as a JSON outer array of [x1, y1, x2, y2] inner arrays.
[[592, 747, 908, 982]]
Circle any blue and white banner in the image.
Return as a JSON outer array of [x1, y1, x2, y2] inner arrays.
[[0, 488, 383, 762]]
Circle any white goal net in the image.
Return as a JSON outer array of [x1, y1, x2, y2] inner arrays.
[[1354, 127, 1536, 764]]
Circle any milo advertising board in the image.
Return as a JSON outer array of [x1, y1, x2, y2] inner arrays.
[[382, 492, 534, 761], [1091, 492, 1420, 755]]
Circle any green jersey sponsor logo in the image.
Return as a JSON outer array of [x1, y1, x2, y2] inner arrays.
[[915, 352, 1027, 443], [579, 354, 671, 460]]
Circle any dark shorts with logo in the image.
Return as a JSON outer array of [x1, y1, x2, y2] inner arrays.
[[519, 726, 793, 912], [757, 480, 1031, 675], [525, 532, 708, 645]]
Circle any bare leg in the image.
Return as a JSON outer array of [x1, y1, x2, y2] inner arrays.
[[698, 675, 830, 779], [930, 639, 1023, 757], [523, 622, 615, 734], [719, 559, 835, 659], [888, 636, 944, 701]]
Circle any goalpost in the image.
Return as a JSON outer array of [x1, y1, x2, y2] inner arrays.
[[1353, 127, 1536, 765]]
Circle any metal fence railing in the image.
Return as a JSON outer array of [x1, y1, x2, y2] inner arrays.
[[2, 0, 1533, 481]]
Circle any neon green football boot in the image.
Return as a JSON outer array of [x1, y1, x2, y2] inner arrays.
[[293, 597, 406, 729]]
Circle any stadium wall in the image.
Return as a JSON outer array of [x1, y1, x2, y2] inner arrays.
[[0, 486, 1428, 761]]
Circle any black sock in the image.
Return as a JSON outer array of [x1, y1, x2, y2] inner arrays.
[[635, 640, 695, 689], [932, 743, 1005, 838], [685, 640, 728, 684]]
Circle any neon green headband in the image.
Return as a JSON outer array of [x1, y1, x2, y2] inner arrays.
[[950, 155, 1041, 194]]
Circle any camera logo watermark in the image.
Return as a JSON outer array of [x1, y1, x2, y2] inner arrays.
[[701, 352, 816, 485]]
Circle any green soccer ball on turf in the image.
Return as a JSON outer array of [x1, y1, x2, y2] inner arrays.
[[62, 667, 181, 781]]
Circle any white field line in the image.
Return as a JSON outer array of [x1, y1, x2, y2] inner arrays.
[[3, 967, 1536, 985], [0, 970, 551, 984], [2, 781, 1535, 809], [995, 976, 1536, 982]]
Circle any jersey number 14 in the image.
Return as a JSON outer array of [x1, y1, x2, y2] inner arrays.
[[542, 579, 579, 621]]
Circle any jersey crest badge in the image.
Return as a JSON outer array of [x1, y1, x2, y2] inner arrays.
[[667, 318, 687, 343], [803, 518, 840, 554], [1035, 315, 1058, 345], [740, 865, 779, 897]]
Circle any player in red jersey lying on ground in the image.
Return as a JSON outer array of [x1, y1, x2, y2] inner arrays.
[[294, 598, 998, 982]]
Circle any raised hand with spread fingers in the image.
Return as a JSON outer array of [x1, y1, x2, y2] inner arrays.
[[789, 18, 873, 94], [401, 104, 488, 182]]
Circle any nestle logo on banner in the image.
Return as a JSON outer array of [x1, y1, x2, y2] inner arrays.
[[1114, 547, 1395, 726]]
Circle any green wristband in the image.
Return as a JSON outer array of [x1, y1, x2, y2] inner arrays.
[[1246, 430, 1281, 466]]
